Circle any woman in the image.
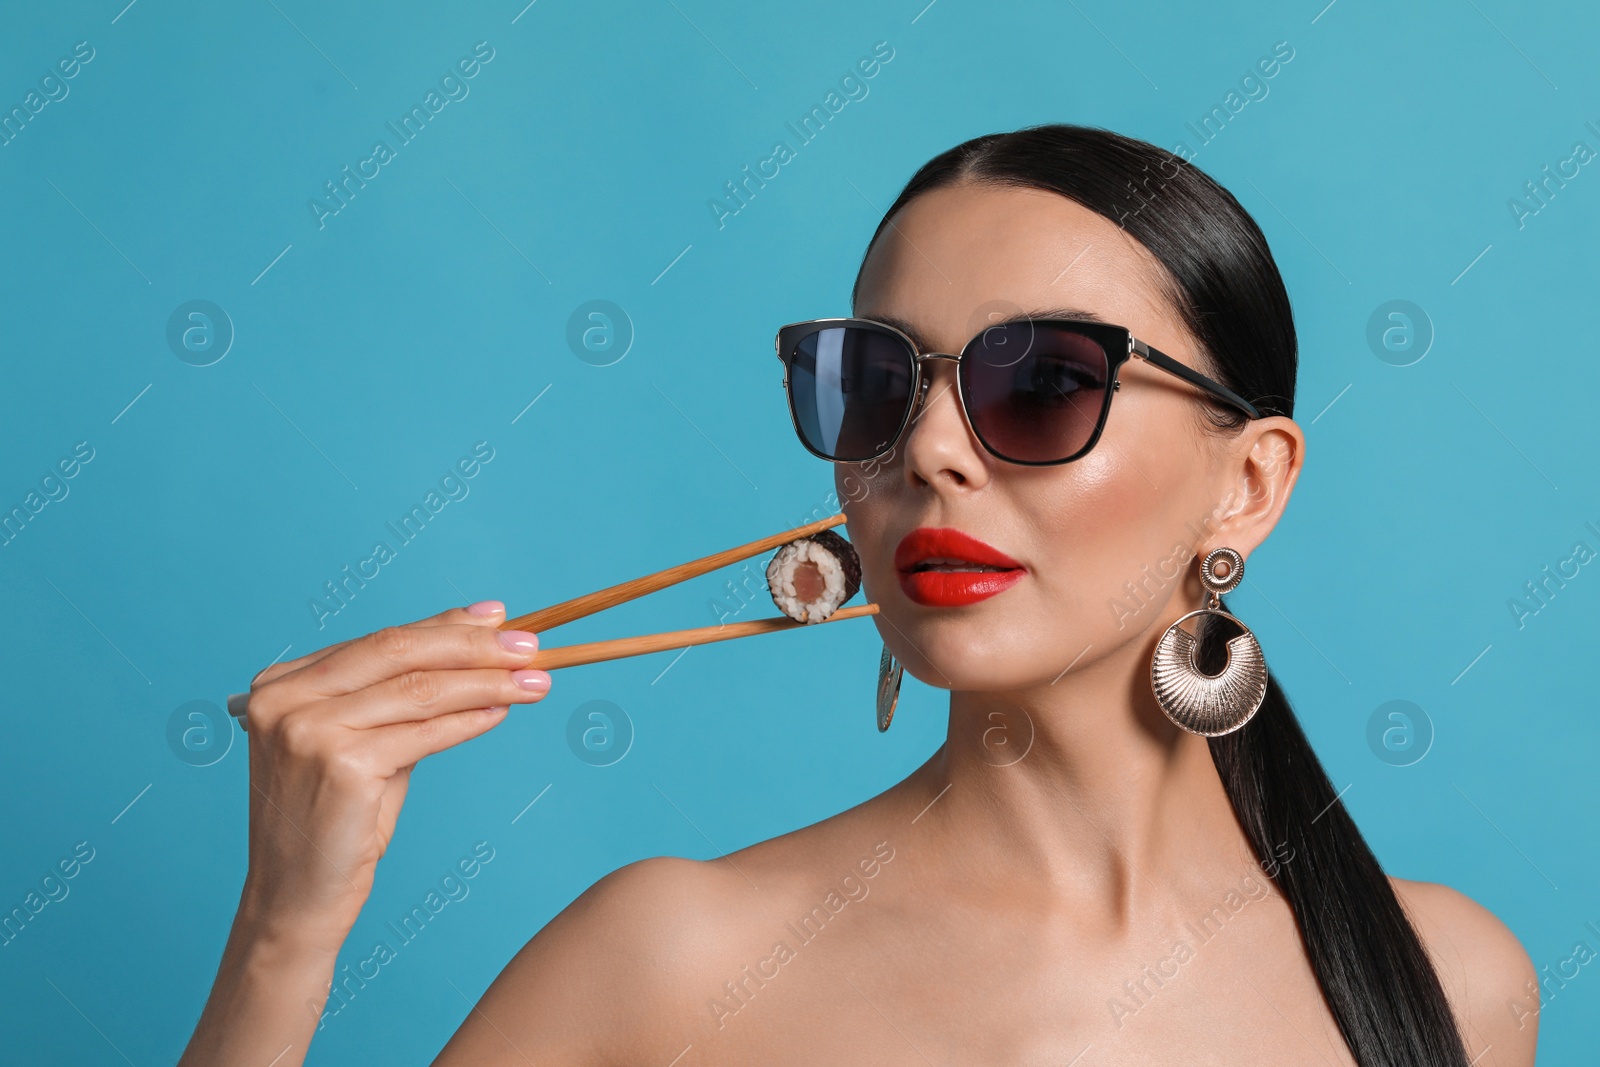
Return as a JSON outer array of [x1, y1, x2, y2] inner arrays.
[[180, 124, 1537, 1066]]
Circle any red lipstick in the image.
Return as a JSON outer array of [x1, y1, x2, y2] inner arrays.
[[894, 527, 1025, 607]]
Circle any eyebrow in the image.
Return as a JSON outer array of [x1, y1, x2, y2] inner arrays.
[[863, 306, 1112, 351]]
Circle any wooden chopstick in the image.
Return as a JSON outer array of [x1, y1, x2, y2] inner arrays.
[[499, 512, 849, 634], [523, 603, 878, 670]]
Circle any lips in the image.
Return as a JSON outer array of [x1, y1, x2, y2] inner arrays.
[[894, 527, 1026, 607]]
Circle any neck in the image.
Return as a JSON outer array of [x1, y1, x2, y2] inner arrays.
[[904, 638, 1259, 924]]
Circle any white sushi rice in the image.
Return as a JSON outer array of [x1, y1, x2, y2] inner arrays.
[[767, 537, 850, 623]]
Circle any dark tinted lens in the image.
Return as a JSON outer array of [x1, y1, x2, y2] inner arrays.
[[786, 326, 914, 461], [961, 321, 1111, 462]]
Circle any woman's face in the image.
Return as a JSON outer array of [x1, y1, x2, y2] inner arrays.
[[840, 180, 1274, 692]]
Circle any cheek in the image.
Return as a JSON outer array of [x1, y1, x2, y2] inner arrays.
[[1035, 387, 1210, 609], [1020, 448, 1195, 630], [837, 461, 898, 596]]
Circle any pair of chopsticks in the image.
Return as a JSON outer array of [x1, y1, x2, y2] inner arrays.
[[225, 515, 874, 725], [501, 512, 878, 670]]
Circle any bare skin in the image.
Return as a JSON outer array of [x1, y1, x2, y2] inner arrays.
[[182, 181, 1538, 1067], [178, 603, 552, 1065]]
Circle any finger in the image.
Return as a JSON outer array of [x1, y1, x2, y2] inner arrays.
[[264, 602, 515, 691], [324, 666, 552, 729], [252, 637, 357, 688], [295, 621, 539, 699], [250, 602, 500, 688], [364, 705, 513, 775]]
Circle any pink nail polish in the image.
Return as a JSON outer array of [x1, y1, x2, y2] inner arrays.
[[512, 670, 551, 693], [467, 600, 505, 617], [498, 630, 538, 654]]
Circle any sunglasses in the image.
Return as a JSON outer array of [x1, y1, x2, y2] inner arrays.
[[775, 316, 1262, 466]]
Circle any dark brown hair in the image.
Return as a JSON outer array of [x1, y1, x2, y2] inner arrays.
[[851, 123, 1470, 1067]]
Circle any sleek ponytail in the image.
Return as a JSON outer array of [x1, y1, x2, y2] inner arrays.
[[1207, 673, 1470, 1064], [851, 123, 1471, 1066]]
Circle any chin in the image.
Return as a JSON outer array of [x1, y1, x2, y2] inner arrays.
[[883, 614, 1060, 692], [908, 657, 1052, 694]]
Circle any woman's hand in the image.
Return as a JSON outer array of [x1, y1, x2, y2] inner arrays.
[[237, 600, 550, 943], [180, 600, 550, 1067]]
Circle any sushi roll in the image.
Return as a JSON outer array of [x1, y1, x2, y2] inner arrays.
[[767, 528, 862, 623]]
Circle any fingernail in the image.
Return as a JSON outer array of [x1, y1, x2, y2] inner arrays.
[[497, 630, 538, 654], [467, 600, 505, 617], [512, 669, 551, 693]]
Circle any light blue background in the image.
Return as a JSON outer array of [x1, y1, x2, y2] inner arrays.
[[1, 0, 1595, 1062]]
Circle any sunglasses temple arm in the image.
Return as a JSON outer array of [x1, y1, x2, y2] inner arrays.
[[1133, 340, 1262, 419]]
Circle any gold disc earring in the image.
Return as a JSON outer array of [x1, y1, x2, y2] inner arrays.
[[1149, 547, 1268, 736], [876, 643, 903, 732]]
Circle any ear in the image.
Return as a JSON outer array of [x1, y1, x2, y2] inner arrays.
[[1206, 415, 1305, 561]]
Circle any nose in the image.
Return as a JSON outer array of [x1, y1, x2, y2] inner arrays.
[[900, 354, 991, 490]]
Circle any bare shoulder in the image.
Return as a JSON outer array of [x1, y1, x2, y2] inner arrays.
[[431, 854, 762, 1066], [1389, 876, 1540, 1067], [429, 791, 904, 1066]]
